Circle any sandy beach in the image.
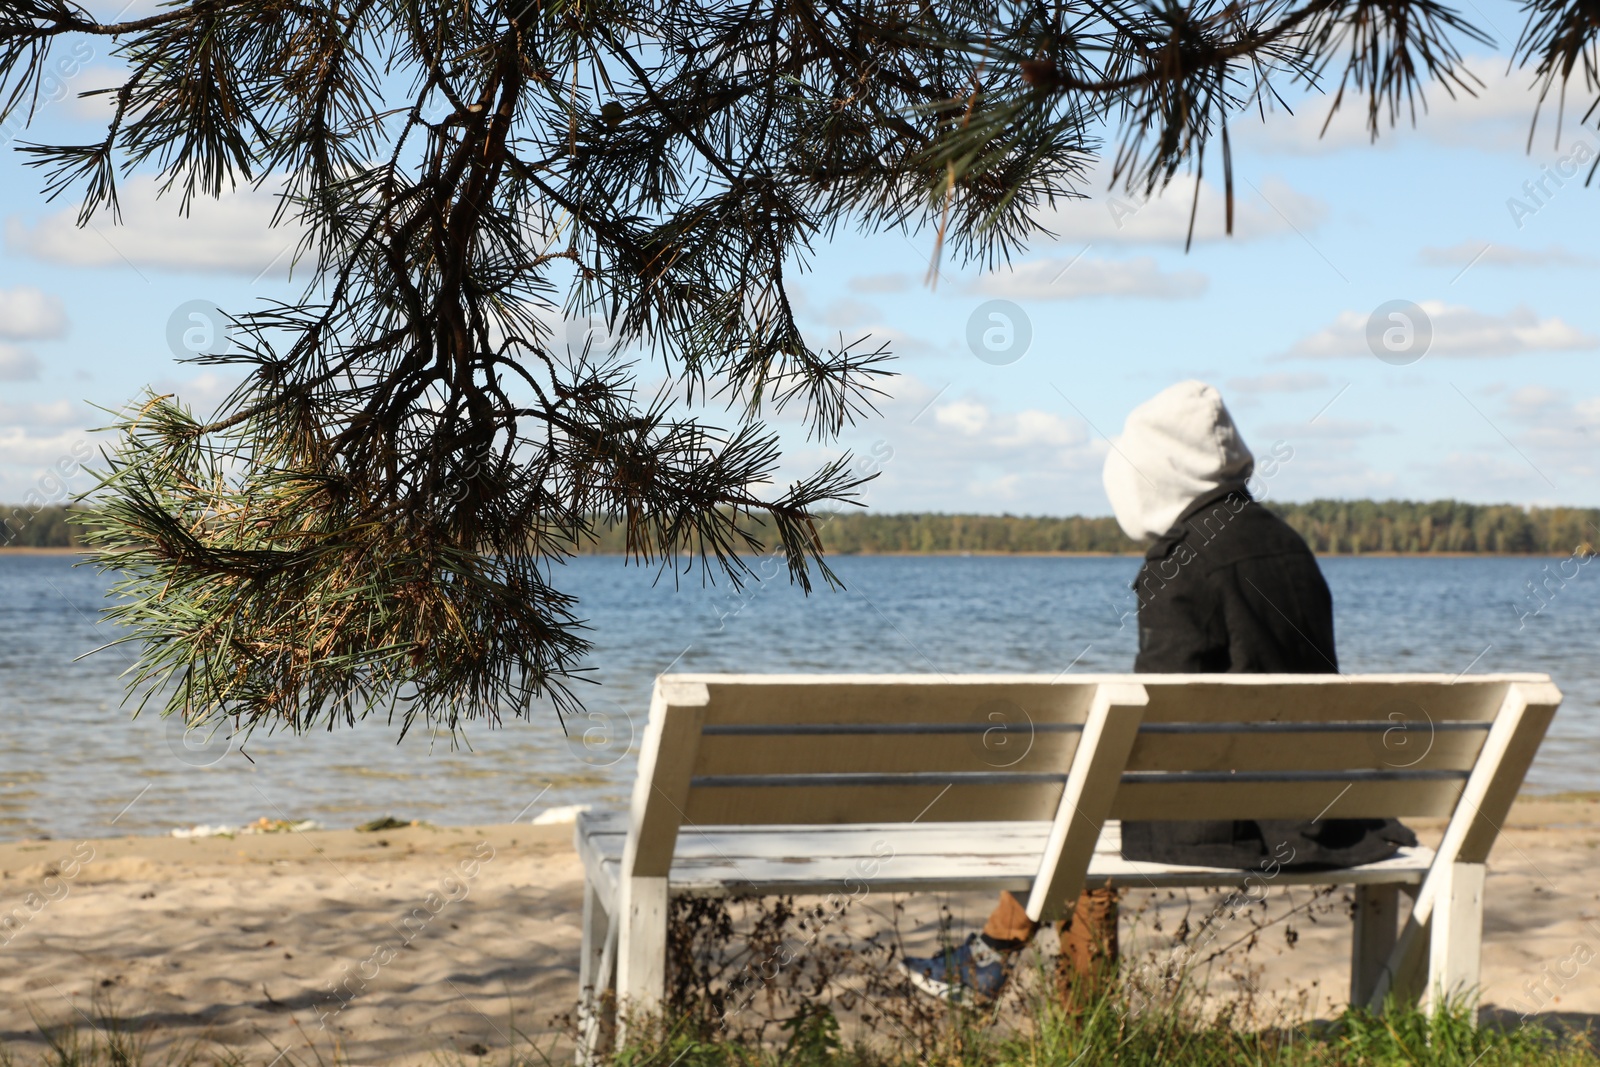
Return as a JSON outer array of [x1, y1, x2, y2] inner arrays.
[[2, 797, 1598, 1064]]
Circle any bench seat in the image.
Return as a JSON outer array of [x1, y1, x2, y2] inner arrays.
[[576, 811, 1435, 903]]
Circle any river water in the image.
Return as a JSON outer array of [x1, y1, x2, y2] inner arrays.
[[0, 552, 1593, 840]]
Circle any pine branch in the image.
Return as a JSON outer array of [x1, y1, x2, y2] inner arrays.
[[0, 0, 1581, 736]]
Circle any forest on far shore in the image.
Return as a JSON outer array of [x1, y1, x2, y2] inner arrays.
[[6, 500, 1596, 556]]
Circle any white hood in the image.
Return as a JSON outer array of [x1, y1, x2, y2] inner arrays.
[[1102, 381, 1254, 541]]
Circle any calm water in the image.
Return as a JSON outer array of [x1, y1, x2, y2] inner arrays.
[[0, 553, 1595, 840]]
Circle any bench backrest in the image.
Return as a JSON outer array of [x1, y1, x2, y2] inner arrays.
[[620, 673, 1560, 920]]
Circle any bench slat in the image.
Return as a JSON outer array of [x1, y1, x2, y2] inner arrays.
[[683, 782, 1064, 825], [691, 724, 1486, 778], [639, 851, 1436, 896], [694, 731, 1079, 776], [693, 769, 1466, 786], [701, 723, 1085, 735], [681, 770, 1467, 823], [1137, 681, 1506, 723], [1110, 776, 1464, 820], [582, 820, 1067, 859], [576, 816, 1434, 898], [692, 722, 1486, 778], [698, 682, 1100, 726], [674, 675, 1526, 727], [1127, 727, 1485, 774]]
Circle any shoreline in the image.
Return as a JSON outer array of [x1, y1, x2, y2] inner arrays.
[[0, 546, 89, 555], [3, 790, 1587, 844], [582, 549, 1574, 560], [5, 788, 1595, 851], [1, 546, 1575, 559]]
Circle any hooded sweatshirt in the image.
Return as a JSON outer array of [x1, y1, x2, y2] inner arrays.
[[1102, 380, 1254, 541], [1104, 381, 1417, 869]]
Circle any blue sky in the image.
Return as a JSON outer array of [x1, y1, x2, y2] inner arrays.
[[1, 1, 1596, 517]]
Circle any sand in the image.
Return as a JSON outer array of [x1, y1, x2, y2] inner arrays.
[[2, 797, 1599, 1064], [0, 822, 585, 1065]]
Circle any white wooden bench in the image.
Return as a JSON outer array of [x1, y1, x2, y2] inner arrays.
[[574, 672, 1560, 1051]]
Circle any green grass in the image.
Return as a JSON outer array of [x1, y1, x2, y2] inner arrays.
[[608, 997, 1598, 1067], [5, 993, 1595, 1067]]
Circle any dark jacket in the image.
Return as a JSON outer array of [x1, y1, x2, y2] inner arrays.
[[1119, 488, 1417, 869]]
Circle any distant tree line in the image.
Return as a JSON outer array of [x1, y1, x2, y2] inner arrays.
[[1, 505, 88, 549], [806, 512, 1139, 554], [6, 501, 1596, 555], [1270, 500, 1598, 556], [569, 501, 1598, 556]]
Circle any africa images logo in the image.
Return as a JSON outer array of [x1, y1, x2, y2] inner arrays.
[[966, 300, 1032, 366]]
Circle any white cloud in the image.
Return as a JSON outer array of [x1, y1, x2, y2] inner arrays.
[[1498, 386, 1600, 477], [0, 427, 92, 475], [0, 411, 95, 505], [1261, 418, 1385, 440], [145, 371, 245, 417], [1423, 450, 1570, 503], [1036, 173, 1326, 246], [974, 256, 1207, 300], [52, 63, 127, 123], [0, 400, 81, 428], [1002, 409, 1086, 449], [1401, 386, 1599, 503], [0, 345, 40, 381], [819, 296, 884, 330], [934, 398, 989, 437], [1419, 241, 1597, 270], [82, 0, 166, 17], [1237, 57, 1565, 156], [1227, 372, 1331, 395], [928, 397, 1088, 451], [1504, 384, 1566, 417], [6, 176, 308, 279], [807, 323, 947, 362], [817, 377, 1108, 512], [1282, 302, 1598, 359], [0, 286, 68, 340], [1261, 450, 1401, 499], [0, 427, 89, 462], [850, 273, 911, 294]]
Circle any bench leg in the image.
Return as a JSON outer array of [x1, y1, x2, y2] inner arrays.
[[576, 877, 614, 1066], [1366, 885, 1428, 1011], [1351, 884, 1399, 1009], [616, 875, 669, 1034], [1424, 862, 1484, 1012]]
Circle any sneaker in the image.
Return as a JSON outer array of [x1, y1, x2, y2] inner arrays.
[[900, 934, 1012, 1002]]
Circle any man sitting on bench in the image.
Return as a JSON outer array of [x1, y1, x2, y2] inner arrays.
[[902, 380, 1416, 1004]]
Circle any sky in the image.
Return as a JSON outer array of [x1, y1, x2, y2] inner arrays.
[[1, 0, 1596, 518]]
